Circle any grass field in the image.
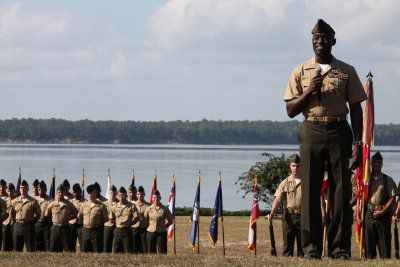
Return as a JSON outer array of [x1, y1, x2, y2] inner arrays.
[[0, 216, 399, 266]]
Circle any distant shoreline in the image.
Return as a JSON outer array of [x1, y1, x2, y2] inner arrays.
[[0, 143, 399, 153]]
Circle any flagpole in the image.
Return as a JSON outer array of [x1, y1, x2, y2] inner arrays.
[[81, 168, 85, 199], [219, 171, 226, 257], [254, 174, 257, 257], [197, 170, 201, 255], [173, 174, 177, 256]]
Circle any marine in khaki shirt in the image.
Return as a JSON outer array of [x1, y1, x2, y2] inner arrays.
[[131, 186, 149, 253], [79, 197, 108, 229], [144, 196, 173, 234], [365, 152, 397, 259], [0, 179, 8, 202], [110, 198, 137, 228], [12, 180, 40, 251], [283, 57, 366, 119], [12, 193, 41, 224], [34, 180, 51, 251], [46, 193, 77, 226], [266, 154, 303, 257], [2, 183, 17, 251]]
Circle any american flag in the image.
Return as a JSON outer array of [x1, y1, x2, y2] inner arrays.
[[167, 177, 176, 241]]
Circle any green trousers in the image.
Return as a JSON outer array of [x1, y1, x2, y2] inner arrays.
[[299, 121, 353, 258]]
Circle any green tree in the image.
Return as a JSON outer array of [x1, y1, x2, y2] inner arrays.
[[235, 153, 290, 208]]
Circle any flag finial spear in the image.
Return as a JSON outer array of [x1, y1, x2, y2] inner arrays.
[[367, 71, 373, 79]]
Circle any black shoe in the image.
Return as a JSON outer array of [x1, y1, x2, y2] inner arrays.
[[332, 253, 350, 260]]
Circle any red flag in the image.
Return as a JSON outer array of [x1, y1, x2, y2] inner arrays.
[[149, 175, 157, 204], [248, 179, 260, 251], [167, 177, 176, 241], [320, 176, 330, 197], [355, 73, 375, 254]]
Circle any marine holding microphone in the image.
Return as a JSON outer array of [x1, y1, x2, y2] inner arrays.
[[283, 19, 367, 260]]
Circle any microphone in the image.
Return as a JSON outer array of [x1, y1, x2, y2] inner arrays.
[[315, 65, 322, 102]]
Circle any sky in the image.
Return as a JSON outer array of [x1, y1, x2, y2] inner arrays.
[[0, 0, 398, 123]]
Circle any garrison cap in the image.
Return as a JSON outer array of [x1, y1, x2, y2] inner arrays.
[[39, 180, 47, 190], [119, 187, 127, 194], [138, 186, 145, 194], [311, 19, 335, 36], [8, 183, 15, 192], [372, 151, 383, 162], [33, 179, 40, 187], [57, 184, 65, 192], [87, 184, 95, 194], [72, 183, 81, 193], [94, 182, 101, 192], [21, 180, 29, 187], [62, 179, 71, 190], [128, 185, 137, 192], [0, 179, 6, 186], [154, 190, 161, 197], [111, 185, 117, 192], [288, 154, 301, 164]]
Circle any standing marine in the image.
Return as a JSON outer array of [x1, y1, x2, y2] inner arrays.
[[267, 154, 303, 257], [283, 19, 366, 259]]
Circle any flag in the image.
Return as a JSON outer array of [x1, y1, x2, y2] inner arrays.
[[107, 171, 112, 201], [167, 177, 176, 241], [16, 168, 22, 195], [81, 169, 85, 199], [149, 175, 157, 204], [354, 72, 375, 254], [320, 175, 330, 197], [209, 180, 223, 246], [49, 173, 56, 200], [130, 169, 135, 188], [248, 180, 260, 251], [189, 179, 200, 250]]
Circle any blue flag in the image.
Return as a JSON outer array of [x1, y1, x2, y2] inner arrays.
[[189, 180, 200, 249], [209, 180, 223, 245]]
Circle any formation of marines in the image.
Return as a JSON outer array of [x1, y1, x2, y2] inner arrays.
[[0, 179, 172, 254]]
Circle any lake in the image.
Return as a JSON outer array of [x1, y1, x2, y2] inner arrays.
[[0, 144, 398, 210]]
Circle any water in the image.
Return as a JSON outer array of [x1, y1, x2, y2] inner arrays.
[[0, 144, 398, 211]]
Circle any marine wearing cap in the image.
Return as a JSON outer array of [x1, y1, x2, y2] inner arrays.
[[365, 152, 397, 259], [103, 184, 118, 253], [11, 180, 41, 251], [283, 18, 366, 259], [132, 185, 149, 253], [2, 183, 16, 251], [34, 180, 51, 251]]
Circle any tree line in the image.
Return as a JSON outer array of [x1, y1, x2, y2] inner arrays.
[[0, 118, 399, 145]]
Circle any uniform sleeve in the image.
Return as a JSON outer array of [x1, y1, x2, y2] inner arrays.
[[346, 66, 367, 104], [283, 66, 302, 101], [274, 180, 285, 198], [388, 179, 398, 198]]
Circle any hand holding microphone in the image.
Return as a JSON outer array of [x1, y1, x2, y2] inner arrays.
[[309, 65, 323, 101]]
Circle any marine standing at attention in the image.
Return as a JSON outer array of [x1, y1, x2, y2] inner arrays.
[[79, 184, 108, 253], [12, 180, 41, 252], [46, 184, 78, 252], [132, 186, 149, 253], [266, 154, 303, 257], [2, 183, 16, 251], [283, 19, 366, 259], [364, 152, 397, 259], [34, 181, 50, 251], [144, 190, 172, 254]]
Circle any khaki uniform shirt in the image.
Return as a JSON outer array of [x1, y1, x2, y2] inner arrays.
[[79, 200, 108, 229], [46, 199, 77, 226], [69, 198, 85, 225], [284, 57, 367, 118], [132, 200, 149, 229], [104, 200, 117, 227], [144, 204, 172, 233], [274, 176, 302, 211], [368, 174, 397, 206], [3, 197, 14, 225], [110, 201, 137, 228], [37, 196, 51, 223], [12, 195, 41, 224]]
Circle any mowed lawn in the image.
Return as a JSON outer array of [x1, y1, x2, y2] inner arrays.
[[0, 216, 399, 266]]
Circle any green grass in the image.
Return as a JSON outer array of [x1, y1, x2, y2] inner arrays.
[[0, 216, 398, 266]]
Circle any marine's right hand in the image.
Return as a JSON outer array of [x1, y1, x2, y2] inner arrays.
[[307, 74, 323, 95]]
